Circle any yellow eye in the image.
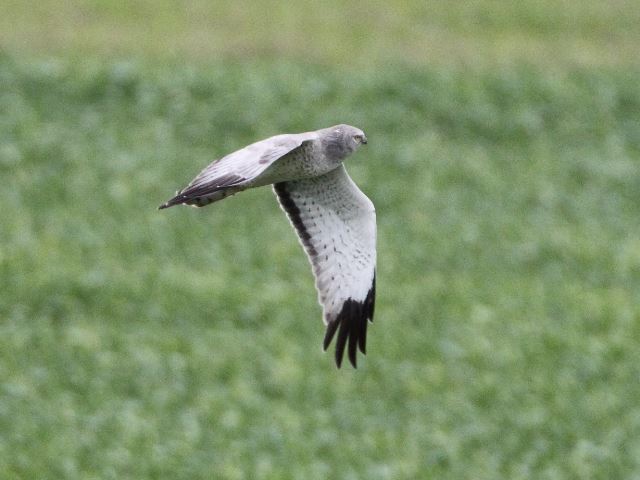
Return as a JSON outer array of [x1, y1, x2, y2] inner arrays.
[[353, 134, 367, 144]]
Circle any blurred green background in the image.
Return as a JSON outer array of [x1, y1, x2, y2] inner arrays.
[[1, 1, 640, 479]]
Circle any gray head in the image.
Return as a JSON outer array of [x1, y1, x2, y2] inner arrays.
[[320, 124, 367, 161]]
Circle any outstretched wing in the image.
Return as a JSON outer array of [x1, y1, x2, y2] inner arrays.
[[274, 165, 376, 368], [160, 132, 316, 209]]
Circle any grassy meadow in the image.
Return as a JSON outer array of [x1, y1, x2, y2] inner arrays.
[[1, 1, 640, 479]]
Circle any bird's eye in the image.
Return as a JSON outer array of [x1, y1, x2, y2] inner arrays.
[[353, 135, 363, 143]]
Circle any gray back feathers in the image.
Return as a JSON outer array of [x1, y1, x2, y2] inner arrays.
[[160, 124, 375, 368]]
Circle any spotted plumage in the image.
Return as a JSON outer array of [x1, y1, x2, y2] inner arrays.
[[160, 124, 376, 368]]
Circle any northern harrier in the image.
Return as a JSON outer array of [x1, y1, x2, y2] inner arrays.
[[160, 125, 376, 368]]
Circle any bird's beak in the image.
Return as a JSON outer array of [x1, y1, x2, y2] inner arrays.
[[361, 136, 368, 145]]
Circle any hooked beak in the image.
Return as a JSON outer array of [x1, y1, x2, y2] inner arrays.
[[361, 135, 368, 145]]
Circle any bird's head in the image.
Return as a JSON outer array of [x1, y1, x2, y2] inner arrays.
[[322, 124, 367, 160]]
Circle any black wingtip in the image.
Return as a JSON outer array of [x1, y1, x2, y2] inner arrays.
[[323, 276, 375, 369], [323, 320, 340, 352], [358, 316, 368, 354], [158, 193, 188, 210]]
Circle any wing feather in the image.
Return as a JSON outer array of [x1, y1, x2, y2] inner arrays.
[[160, 132, 316, 209], [274, 165, 376, 368]]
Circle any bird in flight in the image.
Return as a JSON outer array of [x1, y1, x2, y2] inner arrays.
[[160, 124, 376, 368]]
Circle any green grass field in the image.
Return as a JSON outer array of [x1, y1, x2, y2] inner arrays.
[[2, 2, 640, 479]]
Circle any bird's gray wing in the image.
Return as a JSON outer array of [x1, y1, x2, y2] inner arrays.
[[160, 132, 316, 208], [273, 165, 376, 368]]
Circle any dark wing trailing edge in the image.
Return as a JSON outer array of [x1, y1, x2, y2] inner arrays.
[[159, 173, 246, 209], [159, 132, 317, 209], [274, 165, 377, 368]]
